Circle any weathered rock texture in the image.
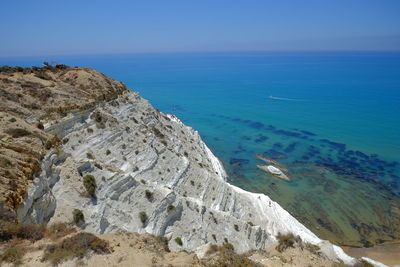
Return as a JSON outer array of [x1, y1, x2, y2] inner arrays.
[[1, 67, 359, 265]]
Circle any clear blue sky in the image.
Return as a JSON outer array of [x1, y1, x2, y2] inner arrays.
[[1, 0, 399, 56]]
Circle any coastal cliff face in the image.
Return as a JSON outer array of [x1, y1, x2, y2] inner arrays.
[[0, 67, 358, 265]]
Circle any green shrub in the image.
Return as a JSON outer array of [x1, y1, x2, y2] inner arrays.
[[234, 224, 239, 231], [212, 234, 217, 242], [86, 152, 95, 159], [83, 175, 96, 197], [72, 209, 84, 224], [167, 204, 175, 212], [145, 190, 153, 201], [42, 232, 110, 265], [5, 128, 31, 138], [174, 237, 183, 246], [139, 211, 147, 226], [8, 118, 16, 123], [106, 149, 111, 155], [359, 259, 374, 267]]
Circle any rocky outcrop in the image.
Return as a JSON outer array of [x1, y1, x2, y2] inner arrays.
[[15, 88, 356, 264]]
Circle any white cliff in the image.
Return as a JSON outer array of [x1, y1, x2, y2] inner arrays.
[[17, 90, 358, 265]]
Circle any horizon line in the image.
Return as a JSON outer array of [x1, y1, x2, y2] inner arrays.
[[1, 49, 400, 59]]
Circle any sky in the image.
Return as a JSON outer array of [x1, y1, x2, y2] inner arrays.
[[0, 0, 399, 56]]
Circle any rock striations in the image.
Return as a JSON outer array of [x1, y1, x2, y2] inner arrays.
[[1, 66, 364, 265]]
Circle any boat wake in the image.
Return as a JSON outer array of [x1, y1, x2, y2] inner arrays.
[[268, 95, 303, 101]]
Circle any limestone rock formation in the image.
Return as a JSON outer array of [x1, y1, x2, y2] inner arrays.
[[1, 66, 360, 265]]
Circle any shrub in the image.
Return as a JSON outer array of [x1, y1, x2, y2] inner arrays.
[[174, 237, 183, 246], [145, 190, 153, 201], [83, 175, 96, 197], [359, 259, 374, 267], [5, 128, 31, 138], [72, 209, 84, 224], [0, 247, 24, 265], [234, 224, 239, 231], [155, 236, 170, 252], [46, 223, 74, 240], [106, 149, 111, 155], [42, 232, 110, 265], [86, 152, 95, 159], [305, 243, 320, 255], [8, 118, 16, 123], [212, 234, 217, 242], [93, 112, 102, 123], [139, 211, 147, 226], [247, 221, 254, 226], [205, 243, 256, 267], [0, 157, 13, 168], [94, 162, 102, 170], [276, 233, 296, 252], [167, 205, 175, 212], [36, 122, 44, 130]]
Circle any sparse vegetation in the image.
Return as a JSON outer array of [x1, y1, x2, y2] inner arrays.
[[139, 211, 147, 226], [174, 237, 183, 246], [145, 190, 153, 201], [5, 128, 31, 138], [83, 175, 97, 197], [204, 243, 257, 267], [42, 232, 110, 265], [276, 232, 297, 252], [359, 259, 374, 267], [36, 122, 44, 130], [0, 220, 45, 242], [72, 209, 84, 224], [167, 204, 175, 212], [0, 246, 24, 265], [305, 243, 320, 255], [0, 157, 13, 168], [94, 162, 103, 169]]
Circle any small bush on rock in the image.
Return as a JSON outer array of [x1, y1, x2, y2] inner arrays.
[[83, 175, 96, 197], [72, 209, 84, 224], [145, 190, 153, 201], [139, 211, 147, 226], [174, 237, 183, 246]]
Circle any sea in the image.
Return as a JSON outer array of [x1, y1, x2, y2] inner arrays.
[[2, 51, 400, 246]]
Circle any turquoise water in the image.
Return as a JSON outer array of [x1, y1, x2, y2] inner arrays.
[[2, 52, 400, 245]]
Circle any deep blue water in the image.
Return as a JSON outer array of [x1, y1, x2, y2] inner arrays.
[[2, 51, 400, 244]]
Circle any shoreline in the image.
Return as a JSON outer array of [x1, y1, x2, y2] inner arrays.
[[342, 241, 400, 266]]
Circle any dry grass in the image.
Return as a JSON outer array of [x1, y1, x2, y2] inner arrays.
[[5, 128, 31, 138], [276, 232, 298, 252], [204, 243, 260, 267], [42, 232, 111, 265]]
